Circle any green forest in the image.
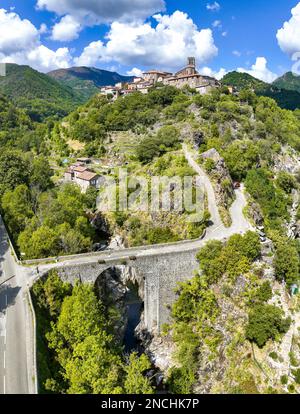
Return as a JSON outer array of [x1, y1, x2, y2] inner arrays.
[[32, 271, 154, 394]]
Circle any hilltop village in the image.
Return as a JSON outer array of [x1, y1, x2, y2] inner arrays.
[[100, 57, 221, 98]]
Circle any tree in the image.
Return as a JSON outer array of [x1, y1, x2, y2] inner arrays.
[[63, 334, 123, 394], [1, 185, 33, 236], [18, 225, 59, 259], [274, 241, 299, 286], [29, 156, 53, 192], [124, 353, 154, 394], [57, 223, 91, 254], [0, 150, 30, 196], [136, 136, 161, 163], [276, 171, 297, 194], [223, 140, 259, 181], [246, 304, 291, 348], [32, 271, 72, 318]]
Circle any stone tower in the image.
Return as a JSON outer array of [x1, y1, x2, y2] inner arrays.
[[188, 57, 196, 67], [187, 57, 196, 75]]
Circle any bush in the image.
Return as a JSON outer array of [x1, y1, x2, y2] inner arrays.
[[255, 281, 273, 303], [269, 351, 278, 360], [246, 304, 291, 348], [274, 241, 300, 287], [204, 158, 216, 173], [280, 375, 288, 385], [136, 126, 180, 164], [292, 369, 300, 385], [276, 171, 297, 194]]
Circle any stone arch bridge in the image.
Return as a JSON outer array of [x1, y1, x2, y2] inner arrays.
[[27, 180, 252, 333], [34, 245, 200, 333]]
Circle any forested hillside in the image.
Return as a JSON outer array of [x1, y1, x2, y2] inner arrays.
[[222, 71, 300, 110], [0, 64, 84, 121], [64, 84, 300, 234], [273, 72, 300, 93]]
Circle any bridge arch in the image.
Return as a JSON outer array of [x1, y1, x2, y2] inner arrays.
[[38, 249, 199, 333]]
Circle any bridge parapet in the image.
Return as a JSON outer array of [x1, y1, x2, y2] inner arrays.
[[37, 249, 199, 333]]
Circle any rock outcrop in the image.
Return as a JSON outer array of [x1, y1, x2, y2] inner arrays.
[[200, 148, 235, 225]]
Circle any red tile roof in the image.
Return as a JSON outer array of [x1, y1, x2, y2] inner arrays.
[[77, 171, 99, 182]]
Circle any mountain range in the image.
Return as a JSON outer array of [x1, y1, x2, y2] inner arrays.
[[48, 67, 133, 101]]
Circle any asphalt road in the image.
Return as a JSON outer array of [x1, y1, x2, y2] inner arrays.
[[0, 217, 30, 394]]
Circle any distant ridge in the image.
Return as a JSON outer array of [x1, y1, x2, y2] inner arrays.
[[221, 71, 300, 110], [48, 67, 134, 100], [273, 71, 300, 94]]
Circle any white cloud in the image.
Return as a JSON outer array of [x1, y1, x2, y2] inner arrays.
[[277, 2, 300, 57], [233, 50, 241, 57], [206, 2, 221, 12], [221, 31, 227, 37], [200, 66, 227, 80], [212, 20, 222, 28], [74, 40, 106, 67], [0, 8, 72, 72], [37, 0, 166, 24], [39, 23, 48, 34], [127, 67, 143, 77], [0, 46, 72, 72], [51, 15, 81, 41], [75, 11, 218, 70], [26, 46, 72, 70], [0, 8, 39, 55], [38, 0, 166, 41], [237, 57, 277, 83]]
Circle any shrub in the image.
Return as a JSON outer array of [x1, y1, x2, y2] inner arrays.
[[274, 241, 299, 287], [246, 304, 291, 348], [255, 281, 273, 303], [276, 171, 297, 194], [292, 369, 300, 385], [269, 351, 278, 360], [204, 158, 216, 173]]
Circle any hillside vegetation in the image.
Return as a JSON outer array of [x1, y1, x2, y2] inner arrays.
[[0, 64, 84, 121], [222, 71, 300, 110], [273, 72, 300, 93]]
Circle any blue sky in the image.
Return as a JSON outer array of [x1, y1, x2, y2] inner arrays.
[[0, 0, 300, 81]]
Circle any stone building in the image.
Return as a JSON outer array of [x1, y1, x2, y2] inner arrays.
[[64, 163, 101, 193], [99, 57, 221, 98]]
